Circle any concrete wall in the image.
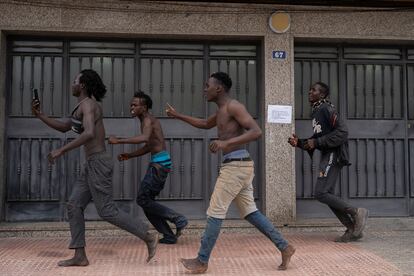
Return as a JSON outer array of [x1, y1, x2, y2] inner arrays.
[[0, 1, 413, 222]]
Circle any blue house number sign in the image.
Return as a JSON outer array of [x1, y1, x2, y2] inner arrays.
[[272, 51, 286, 59]]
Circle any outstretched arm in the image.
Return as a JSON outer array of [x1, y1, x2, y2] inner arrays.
[[109, 117, 152, 145], [166, 103, 216, 129], [117, 145, 151, 161], [32, 99, 71, 132]]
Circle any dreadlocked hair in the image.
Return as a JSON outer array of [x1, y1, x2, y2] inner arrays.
[[79, 69, 107, 102]]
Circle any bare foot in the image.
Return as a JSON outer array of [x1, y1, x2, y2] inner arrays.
[[58, 257, 89, 267], [146, 232, 159, 263], [278, 244, 295, 271], [180, 257, 208, 273]]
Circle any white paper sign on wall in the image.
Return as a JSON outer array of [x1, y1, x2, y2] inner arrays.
[[267, 105, 292, 124]]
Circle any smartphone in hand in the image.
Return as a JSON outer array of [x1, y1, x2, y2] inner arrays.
[[32, 89, 39, 101]]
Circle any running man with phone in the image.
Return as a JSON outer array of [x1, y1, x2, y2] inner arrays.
[[31, 69, 158, 266]]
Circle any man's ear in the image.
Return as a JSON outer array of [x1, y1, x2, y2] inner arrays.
[[216, 84, 223, 93]]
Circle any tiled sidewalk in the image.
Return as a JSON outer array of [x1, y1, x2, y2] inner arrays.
[[0, 233, 402, 276]]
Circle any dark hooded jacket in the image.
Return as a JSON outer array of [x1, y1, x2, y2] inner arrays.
[[298, 99, 350, 166]]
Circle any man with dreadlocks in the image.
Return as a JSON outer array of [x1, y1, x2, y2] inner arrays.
[[32, 69, 158, 267], [288, 82, 369, 243]]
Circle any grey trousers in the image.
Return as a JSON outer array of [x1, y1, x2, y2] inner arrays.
[[67, 151, 149, 249]]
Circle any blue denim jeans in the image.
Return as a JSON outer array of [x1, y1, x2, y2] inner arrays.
[[197, 211, 289, 263], [136, 163, 187, 243], [245, 210, 288, 251], [198, 216, 223, 263]]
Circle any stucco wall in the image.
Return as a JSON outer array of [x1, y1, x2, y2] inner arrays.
[[292, 10, 414, 40], [0, 1, 413, 222]]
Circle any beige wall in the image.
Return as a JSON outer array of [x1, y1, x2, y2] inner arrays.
[[0, 1, 413, 222]]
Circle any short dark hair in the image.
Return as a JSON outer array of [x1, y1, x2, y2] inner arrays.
[[133, 90, 153, 109], [210, 72, 232, 92], [79, 69, 107, 102], [315, 81, 330, 98]]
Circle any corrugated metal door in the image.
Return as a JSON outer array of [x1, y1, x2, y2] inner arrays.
[[294, 44, 412, 217], [5, 38, 261, 221]]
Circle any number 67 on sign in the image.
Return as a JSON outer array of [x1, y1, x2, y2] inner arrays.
[[272, 51, 286, 59]]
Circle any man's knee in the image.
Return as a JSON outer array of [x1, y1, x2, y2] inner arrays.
[[136, 193, 151, 208], [314, 176, 333, 202], [66, 201, 77, 219], [96, 203, 118, 219], [314, 189, 329, 203]]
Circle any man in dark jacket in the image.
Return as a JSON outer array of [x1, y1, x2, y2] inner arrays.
[[288, 82, 368, 242]]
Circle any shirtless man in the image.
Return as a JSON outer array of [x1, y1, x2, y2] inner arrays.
[[166, 72, 295, 273], [32, 69, 158, 267], [109, 91, 188, 245]]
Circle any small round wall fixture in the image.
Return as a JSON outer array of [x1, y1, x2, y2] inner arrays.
[[269, 11, 290, 33]]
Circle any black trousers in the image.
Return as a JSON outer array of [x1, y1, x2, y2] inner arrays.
[[67, 152, 149, 249], [136, 163, 187, 243], [314, 152, 355, 228]]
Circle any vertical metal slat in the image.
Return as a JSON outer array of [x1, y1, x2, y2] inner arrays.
[[180, 139, 184, 198], [40, 56, 45, 103], [110, 57, 115, 117], [393, 139, 397, 196], [169, 138, 174, 198], [50, 57, 55, 116], [159, 59, 164, 113], [170, 59, 174, 107], [354, 65, 359, 118], [374, 139, 378, 197], [356, 139, 360, 197], [17, 139, 22, 199], [191, 59, 195, 116], [383, 139, 387, 196], [363, 65, 367, 118], [382, 65, 386, 118], [19, 57, 24, 116], [236, 60, 240, 101], [27, 138, 32, 200], [365, 138, 369, 196], [121, 58, 126, 117], [300, 61, 304, 118], [245, 60, 250, 113], [191, 139, 195, 198], [373, 65, 377, 118], [180, 59, 185, 112], [390, 65, 395, 118], [37, 138, 42, 199]]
